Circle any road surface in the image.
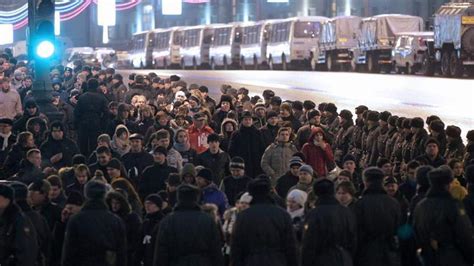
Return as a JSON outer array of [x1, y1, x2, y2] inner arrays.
[[120, 69, 474, 138]]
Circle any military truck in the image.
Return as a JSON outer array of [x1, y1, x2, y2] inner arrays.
[[432, 2, 474, 77], [312, 16, 362, 71], [352, 14, 424, 73]]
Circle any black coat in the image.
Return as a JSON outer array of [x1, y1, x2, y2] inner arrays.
[[139, 162, 178, 200], [353, 186, 402, 266], [17, 200, 52, 266], [260, 124, 279, 149], [40, 136, 80, 169], [74, 91, 109, 131], [230, 198, 298, 266], [34, 200, 62, 232], [463, 186, 474, 225], [2, 144, 31, 179], [0, 203, 39, 266], [136, 211, 165, 266], [229, 126, 266, 178], [154, 202, 224, 266], [9, 159, 45, 185], [275, 171, 299, 198], [196, 149, 230, 185], [121, 150, 154, 180], [413, 189, 474, 266], [302, 196, 357, 266], [62, 199, 127, 266], [221, 175, 252, 206]]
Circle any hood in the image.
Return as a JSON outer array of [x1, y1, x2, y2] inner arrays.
[[220, 118, 238, 136], [307, 126, 328, 143], [26, 117, 48, 134], [105, 190, 131, 217]]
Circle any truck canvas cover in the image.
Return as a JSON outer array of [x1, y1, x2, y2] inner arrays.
[[434, 3, 474, 50], [320, 16, 362, 50]]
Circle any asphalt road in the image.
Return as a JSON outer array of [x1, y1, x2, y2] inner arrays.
[[119, 69, 474, 138]]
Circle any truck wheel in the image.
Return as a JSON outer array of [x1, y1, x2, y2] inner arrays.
[[441, 51, 451, 77], [327, 54, 333, 71], [449, 51, 463, 78], [421, 53, 435, 77], [367, 54, 379, 73], [282, 54, 288, 71]]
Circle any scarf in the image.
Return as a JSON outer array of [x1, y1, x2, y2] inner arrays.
[[111, 135, 131, 156], [0, 131, 12, 150], [287, 207, 305, 220], [174, 141, 190, 152]]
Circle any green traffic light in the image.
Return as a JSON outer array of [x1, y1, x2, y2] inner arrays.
[[36, 40, 55, 59]]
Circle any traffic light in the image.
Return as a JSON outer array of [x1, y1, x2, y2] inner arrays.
[[33, 0, 56, 60]]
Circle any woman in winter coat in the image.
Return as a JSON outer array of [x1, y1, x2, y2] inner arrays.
[[106, 190, 142, 266], [173, 128, 198, 165], [26, 116, 48, 147], [111, 125, 131, 156], [111, 178, 144, 217], [301, 127, 335, 178], [219, 118, 238, 152], [2, 131, 36, 178], [137, 105, 155, 137], [261, 127, 298, 184]]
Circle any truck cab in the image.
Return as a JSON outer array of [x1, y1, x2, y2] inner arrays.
[[392, 32, 434, 74]]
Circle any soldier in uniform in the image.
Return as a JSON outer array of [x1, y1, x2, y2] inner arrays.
[[0, 184, 39, 266]]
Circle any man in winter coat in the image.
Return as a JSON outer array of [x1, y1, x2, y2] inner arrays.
[[188, 112, 215, 154], [154, 129, 183, 172], [0, 118, 16, 165], [302, 179, 357, 266], [40, 121, 80, 169], [74, 78, 110, 156], [229, 111, 266, 178], [353, 167, 402, 266], [220, 157, 252, 206], [121, 133, 154, 182], [260, 111, 280, 148], [333, 109, 355, 164], [139, 146, 178, 200], [231, 177, 298, 266], [154, 184, 224, 266], [301, 127, 335, 178], [0, 184, 38, 266], [10, 181, 52, 266], [276, 156, 303, 198], [414, 166, 474, 266], [28, 179, 62, 231], [10, 148, 45, 185], [137, 194, 165, 266], [196, 133, 231, 184], [261, 127, 298, 184], [415, 138, 447, 168], [62, 180, 127, 266], [196, 168, 229, 216]]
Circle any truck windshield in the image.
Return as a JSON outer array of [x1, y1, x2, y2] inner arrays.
[[294, 21, 321, 38]]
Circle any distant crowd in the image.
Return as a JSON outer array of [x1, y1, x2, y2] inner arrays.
[[0, 52, 473, 266]]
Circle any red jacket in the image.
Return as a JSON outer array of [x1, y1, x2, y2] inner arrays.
[[188, 125, 214, 154], [301, 127, 335, 178]]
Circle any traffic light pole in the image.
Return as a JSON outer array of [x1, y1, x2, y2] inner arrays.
[[28, 0, 64, 123]]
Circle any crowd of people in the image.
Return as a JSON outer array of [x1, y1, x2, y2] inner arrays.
[[1, 51, 474, 266]]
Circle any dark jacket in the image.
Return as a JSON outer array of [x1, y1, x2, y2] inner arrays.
[[2, 144, 32, 179], [40, 135, 80, 169], [121, 150, 154, 181], [0, 202, 39, 266], [221, 175, 252, 206], [275, 171, 299, 199], [353, 186, 402, 266], [230, 197, 298, 266], [260, 124, 279, 149], [201, 183, 229, 217], [136, 211, 165, 266], [139, 162, 178, 200], [74, 90, 109, 131], [302, 196, 357, 266], [414, 188, 473, 266], [196, 149, 230, 185], [463, 186, 474, 225], [229, 125, 266, 178], [415, 154, 447, 168], [33, 200, 62, 232], [154, 202, 224, 266], [62, 199, 127, 266]]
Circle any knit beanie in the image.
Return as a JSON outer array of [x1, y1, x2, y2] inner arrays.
[[84, 180, 107, 200], [286, 189, 308, 207], [197, 168, 214, 182], [299, 164, 314, 175], [230, 157, 245, 170], [0, 184, 14, 201], [145, 194, 163, 208]]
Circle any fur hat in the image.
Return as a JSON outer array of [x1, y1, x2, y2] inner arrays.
[[425, 138, 440, 149], [266, 111, 278, 120], [262, 90, 275, 100], [428, 166, 454, 188], [85, 180, 107, 200], [467, 130, 474, 142], [429, 120, 445, 132], [367, 111, 380, 122], [307, 110, 320, 120], [363, 167, 385, 184], [145, 194, 163, 208], [339, 109, 353, 120], [286, 189, 308, 207], [177, 184, 200, 203], [197, 168, 214, 182], [446, 125, 461, 138], [324, 103, 337, 114], [0, 184, 14, 201], [379, 111, 392, 122], [303, 100, 316, 110], [219, 94, 233, 107], [410, 117, 424, 129], [355, 105, 369, 115], [388, 115, 399, 127], [230, 157, 245, 170], [313, 179, 335, 197]]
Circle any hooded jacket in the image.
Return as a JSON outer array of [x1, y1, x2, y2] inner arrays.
[[301, 128, 335, 178], [261, 141, 298, 182], [26, 116, 48, 147]]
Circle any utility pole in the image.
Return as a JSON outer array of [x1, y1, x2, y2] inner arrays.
[[28, 0, 64, 122]]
